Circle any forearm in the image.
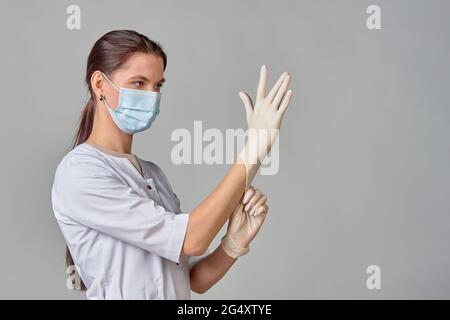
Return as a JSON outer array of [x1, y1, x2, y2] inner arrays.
[[190, 244, 237, 294], [182, 161, 246, 256]]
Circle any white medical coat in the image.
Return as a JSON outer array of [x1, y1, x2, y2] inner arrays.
[[51, 143, 205, 299]]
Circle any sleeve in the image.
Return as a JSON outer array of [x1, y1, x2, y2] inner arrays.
[[53, 154, 190, 263]]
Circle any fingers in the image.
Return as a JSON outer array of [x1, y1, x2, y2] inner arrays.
[[256, 65, 268, 101], [239, 91, 253, 118], [266, 71, 288, 103], [243, 186, 255, 204], [244, 188, 262, 212], [250, 194, 268, 216], [277, 89, 293, 118], [254, 204, 268, 217], [272, 74, 291, 109]]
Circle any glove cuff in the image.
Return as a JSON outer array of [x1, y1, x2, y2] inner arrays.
[[237, 151, 260, 191], [221, 235, 250, 259]]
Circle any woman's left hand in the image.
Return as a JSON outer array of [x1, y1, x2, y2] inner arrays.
[[221, 186, 269, 258]]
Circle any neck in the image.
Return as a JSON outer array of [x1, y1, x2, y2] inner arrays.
[[86, 105, 133, 154]]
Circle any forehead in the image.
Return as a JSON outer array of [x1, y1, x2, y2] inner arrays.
[[117, 52, 164, 80]]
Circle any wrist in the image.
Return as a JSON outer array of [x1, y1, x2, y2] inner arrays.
[[239, 128, 278, 164], [221, 234, 250, 259], [237, 151, 260, 191]]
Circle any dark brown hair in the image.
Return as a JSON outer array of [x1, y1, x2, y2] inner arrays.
[[67, 30, 167, 291]]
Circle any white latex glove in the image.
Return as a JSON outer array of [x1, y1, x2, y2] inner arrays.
[[237, 65, 293, 190], [221, 186, 269, 259]]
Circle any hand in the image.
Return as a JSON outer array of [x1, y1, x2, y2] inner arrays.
[[237, 65, 293, 189], [221, 186, 269, 258], [239, 65, 292, 133]]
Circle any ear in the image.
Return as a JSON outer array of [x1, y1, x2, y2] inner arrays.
[[90, 71, 104, 101]]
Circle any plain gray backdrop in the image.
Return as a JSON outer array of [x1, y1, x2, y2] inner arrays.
[[0, 0, 449, 299]]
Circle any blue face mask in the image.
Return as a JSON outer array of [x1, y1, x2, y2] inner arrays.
[[101, 72, 161, 134]]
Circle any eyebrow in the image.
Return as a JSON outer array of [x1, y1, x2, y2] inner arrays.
[[129, 75, 166, 83]]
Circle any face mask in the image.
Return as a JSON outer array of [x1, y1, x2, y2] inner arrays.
[[101, 72, 161, 134]]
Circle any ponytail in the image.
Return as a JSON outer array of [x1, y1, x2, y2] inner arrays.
[[73, 98, 95, 148]]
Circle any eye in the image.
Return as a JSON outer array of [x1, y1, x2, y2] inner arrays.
[[132, 81, 145, 88], [155, 83, 164, 89]]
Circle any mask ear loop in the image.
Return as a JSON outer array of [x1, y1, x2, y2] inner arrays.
[[102, 72, 120, 90], [100, 72, 119, 110]]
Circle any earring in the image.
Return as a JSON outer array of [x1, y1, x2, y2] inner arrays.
[[99, 94, 104, 101]]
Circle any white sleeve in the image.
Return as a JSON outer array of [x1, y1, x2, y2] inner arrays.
[[52, 154, 189, 263]]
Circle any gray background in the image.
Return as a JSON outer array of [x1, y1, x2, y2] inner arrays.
[[0, 0, 449, 299]]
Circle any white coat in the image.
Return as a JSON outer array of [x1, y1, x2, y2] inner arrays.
[[51, 143, 206, 299]]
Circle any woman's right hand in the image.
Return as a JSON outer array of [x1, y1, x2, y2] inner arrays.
[[237, 65, 293, 189]]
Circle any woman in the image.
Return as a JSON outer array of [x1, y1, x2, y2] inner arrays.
[[51, 30, 292, 299]]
